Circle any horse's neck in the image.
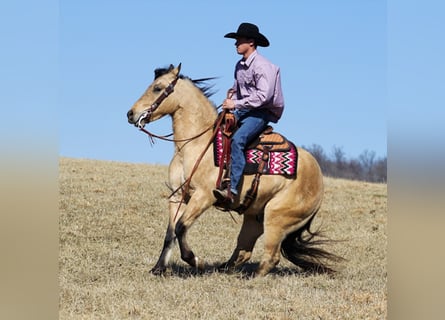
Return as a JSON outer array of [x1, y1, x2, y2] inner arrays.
[[171, 86, 217, 142], [170, 83, 219, 183]]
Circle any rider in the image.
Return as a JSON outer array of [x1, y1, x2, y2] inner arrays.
[[213, 22, 285, 204]]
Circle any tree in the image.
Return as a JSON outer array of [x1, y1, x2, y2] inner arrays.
[[302, 144, 386, 182], [359, 149, 376, 181]]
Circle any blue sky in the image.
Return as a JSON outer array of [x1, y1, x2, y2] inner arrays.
[[57, 0, 387, 164], [2, 1, 444, 166]]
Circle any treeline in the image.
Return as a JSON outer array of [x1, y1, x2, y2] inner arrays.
[[303, 144, 387, 183]]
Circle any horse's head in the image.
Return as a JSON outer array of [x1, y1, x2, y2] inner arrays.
[[127, 63, 182, 128]]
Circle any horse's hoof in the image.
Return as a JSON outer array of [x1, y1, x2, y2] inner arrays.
[[150, 266, 166, 276], [218, 261, 235, 272], [194, 257, 206, 271], [218, 261, 229, 270]]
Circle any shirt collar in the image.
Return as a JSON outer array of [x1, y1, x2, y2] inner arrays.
[[240, 50, 258, 67]]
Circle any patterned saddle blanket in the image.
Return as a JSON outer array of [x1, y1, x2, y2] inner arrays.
[[213, 126, 298, 178]]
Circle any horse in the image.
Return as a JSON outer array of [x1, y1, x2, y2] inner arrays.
[[127, 64, 340, 276]]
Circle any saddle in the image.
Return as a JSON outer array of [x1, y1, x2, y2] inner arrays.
[[247, 126, 292, 153], [213, 112, 298, 213]]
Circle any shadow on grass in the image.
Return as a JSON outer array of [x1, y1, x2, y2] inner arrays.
[[151, 261, 317, 279]]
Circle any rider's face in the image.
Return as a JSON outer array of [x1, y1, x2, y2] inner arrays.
[[235, 37, 255, 56]]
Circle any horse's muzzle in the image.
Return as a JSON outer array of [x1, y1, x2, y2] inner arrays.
[[127, 109, 135, 124], [127, 109, 150, 128]]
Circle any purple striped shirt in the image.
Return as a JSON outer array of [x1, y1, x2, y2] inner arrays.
[[231, 50, 284, 123]]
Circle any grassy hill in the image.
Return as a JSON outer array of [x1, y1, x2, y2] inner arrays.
[[59, 157, 387, 319]]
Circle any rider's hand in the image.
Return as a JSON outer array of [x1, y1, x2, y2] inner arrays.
[[222, 98, 235, 110]]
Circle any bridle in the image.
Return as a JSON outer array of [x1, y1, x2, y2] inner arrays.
[[136, 74, 180, 129], [136, 75, 222, 145]]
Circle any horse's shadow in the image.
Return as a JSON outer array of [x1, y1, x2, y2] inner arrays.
[[151, 261, 314, 279]]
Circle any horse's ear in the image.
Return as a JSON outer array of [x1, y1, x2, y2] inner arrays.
[[173, 63, 182, 76]]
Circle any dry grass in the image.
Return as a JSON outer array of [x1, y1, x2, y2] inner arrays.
[[59, 157, 387, 319]]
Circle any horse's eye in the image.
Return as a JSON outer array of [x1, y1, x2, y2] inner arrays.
[[153, 85, 162, 93]]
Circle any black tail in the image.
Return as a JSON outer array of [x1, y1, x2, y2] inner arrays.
[[280, 213, 344, 274]]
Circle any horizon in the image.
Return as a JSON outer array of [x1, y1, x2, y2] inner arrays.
[[57, 1, 387, 165]]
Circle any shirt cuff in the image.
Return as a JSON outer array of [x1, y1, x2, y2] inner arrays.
[[233, 99, 247, 110]]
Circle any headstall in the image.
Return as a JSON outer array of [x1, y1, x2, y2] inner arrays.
[[136, 75, 180, 128]]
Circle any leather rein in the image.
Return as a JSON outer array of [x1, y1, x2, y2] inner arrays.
[[135, 74, 228, 221]]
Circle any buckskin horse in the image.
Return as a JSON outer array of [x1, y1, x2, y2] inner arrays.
[[127, 64, 340, 276]]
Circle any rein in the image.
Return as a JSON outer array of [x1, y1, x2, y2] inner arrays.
[[134, 74, 234, 221], [169, 110, 226, 223], [135, 73, 226, 221], [139, 124, 213, 145]]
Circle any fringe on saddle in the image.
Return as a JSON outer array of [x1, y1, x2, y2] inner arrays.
[[214, 111, 296, 214]]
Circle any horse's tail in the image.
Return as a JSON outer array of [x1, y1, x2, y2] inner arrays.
[[280, 211, 344, 274]]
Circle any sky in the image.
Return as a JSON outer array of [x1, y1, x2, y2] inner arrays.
[[1, 0, 444, 166], [57, 0, 387, 164]]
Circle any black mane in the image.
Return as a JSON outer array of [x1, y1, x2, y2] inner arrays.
[[154, 65, 217, 98]]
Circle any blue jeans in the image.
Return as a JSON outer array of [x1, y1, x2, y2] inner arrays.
[[230, 108, 273, 194]]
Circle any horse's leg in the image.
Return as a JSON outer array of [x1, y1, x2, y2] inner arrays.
[[255, 204, 317, 277], [255, 221, 284, 277], [151, 154, 184, 275], [174, 190, 214, 270], [255, 152, 324, 277], [150, 196, 183, 275], [221, 214, 264, 270], [254, 196, 302, 277]]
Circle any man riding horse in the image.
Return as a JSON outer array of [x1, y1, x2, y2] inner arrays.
[[126, 23, 340, 277], [213, 22, 285, 204]]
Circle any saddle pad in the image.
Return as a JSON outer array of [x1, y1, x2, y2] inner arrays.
[[213, 128, 298, 178]]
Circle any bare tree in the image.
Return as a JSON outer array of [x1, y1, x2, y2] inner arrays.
[[359, 149, 376, 181], [302, 144, 386, 182]]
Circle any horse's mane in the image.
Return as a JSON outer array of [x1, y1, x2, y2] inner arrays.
[[154, 65, 217, 99]]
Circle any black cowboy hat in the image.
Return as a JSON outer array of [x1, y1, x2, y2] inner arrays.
[[224, 22, 270, 47]]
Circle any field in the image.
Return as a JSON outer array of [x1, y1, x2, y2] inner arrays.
[[59, 157, 387, 319]]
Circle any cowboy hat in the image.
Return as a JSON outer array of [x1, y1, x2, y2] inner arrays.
[[224, 22, 270, 47]]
